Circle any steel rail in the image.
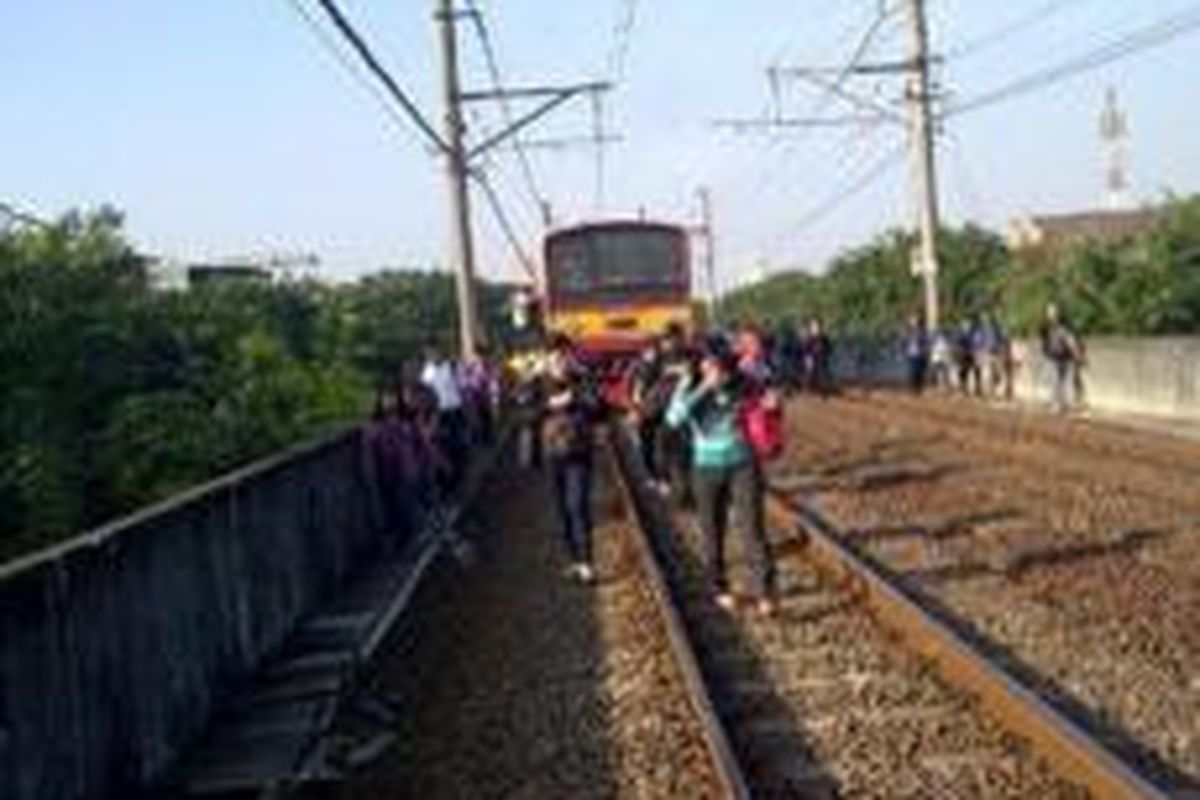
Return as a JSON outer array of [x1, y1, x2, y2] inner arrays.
[[606, 429, 752, 800], [763, 493, 1170, 800]]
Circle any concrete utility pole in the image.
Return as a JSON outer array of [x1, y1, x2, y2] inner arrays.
[[905, 0, 943, 333], [436, 0, 482, 359], [696, 187, 718, 323]]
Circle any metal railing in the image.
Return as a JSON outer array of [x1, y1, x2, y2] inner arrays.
[[0, 428, 377, 800]]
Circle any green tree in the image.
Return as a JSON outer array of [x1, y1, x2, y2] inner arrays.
[[723, 225, 1011, 336]]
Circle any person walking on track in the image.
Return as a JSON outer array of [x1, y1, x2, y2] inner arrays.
[[666, 341, 777, 616], [629, 342, 667, 489], [541, 336, 601, 583], [656, 326, 698, 508]]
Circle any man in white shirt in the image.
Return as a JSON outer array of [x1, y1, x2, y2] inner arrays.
[[420, 350, 463, 412], [420, 347, 467, 491]]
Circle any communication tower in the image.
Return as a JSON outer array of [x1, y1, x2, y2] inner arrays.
[[1099, 87, 1130, 209]]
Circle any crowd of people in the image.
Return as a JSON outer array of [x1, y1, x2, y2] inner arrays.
[[505, 323, 784, 616], [902, 312, 1016, 399], [360, 347, 501, 553], [901, 303, 1086, 413], [361, 304, 1087, 619]]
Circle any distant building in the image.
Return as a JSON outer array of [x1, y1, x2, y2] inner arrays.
[[143, 252, 318, 290], [142, 257, 189, 291], [142, 258, 276, 291], [1006, 208, 1162, 254], [185, 263, 273, 288]]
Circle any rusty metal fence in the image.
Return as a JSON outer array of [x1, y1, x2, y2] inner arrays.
[[0, 429, 376, 800]]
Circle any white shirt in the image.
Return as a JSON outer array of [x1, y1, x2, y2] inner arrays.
[[421, 360, 463, 411]]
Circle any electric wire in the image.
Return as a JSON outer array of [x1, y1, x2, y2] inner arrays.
[[606, 0, 641, 86], [283, 0, 423, 146], [463, 1, 546, 216], [470, 168, 538, 281], [310, 0, 449, 155], [945, 0, 1091, 62], [942, 127, 987, 223], [736, 1, 901, 213], [781, 141, 906, 242], [947, 3, 1200, 118]]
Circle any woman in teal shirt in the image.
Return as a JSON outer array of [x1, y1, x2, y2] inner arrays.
[[666, 344, 777, 615]]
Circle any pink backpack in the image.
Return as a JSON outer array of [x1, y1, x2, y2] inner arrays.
[[739, 390, 785, 461]]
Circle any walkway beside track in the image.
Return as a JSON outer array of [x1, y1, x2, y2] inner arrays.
[[314, 453, 723, 799]]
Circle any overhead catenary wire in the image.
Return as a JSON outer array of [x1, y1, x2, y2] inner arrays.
[[781, 141, 906, 241], [463, 1, 547, 217], [290, 0, 530, 275], [941, 127, 987, 223], [283, 0, 427, 146], [309, 0, 449, 155], [945, 0, 1091, 62], [947, 3, 1200, 118], [606, 0, 641, 86], [715, 1, 899, 271], [734, 1, 901, 214], [470, 167, 538, 282]]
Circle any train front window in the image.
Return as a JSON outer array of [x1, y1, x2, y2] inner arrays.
[[547, 228, 684, 306]]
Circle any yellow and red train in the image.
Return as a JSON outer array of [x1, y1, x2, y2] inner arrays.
[[541, 219, 693, 361]]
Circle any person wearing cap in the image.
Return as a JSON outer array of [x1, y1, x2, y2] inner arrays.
[[666, 342, 777, 616]]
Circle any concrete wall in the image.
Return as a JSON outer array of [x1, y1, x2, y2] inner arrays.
[[831, 338, 909, 386], [1012, 337, 1200, 421], [833, 336, 1200, 423], [0, 430, 375, 800]]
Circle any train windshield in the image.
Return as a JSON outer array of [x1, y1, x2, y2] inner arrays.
[[546, 226, 686, 307]]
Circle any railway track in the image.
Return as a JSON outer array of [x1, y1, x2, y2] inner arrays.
[[857, 391, 1200, 512], [875, 391, 1200, 484], [774, 391, 1200, 788], [608, 426, 1171, 798]]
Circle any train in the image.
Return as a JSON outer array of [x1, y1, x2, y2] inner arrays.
[[541, 219, 694, 362], [537, 219, 694, 405]]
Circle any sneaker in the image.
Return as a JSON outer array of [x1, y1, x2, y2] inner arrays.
[[715, 592, 736, 612], [755, 598, 778, 618], [577, 563, 595, 584]]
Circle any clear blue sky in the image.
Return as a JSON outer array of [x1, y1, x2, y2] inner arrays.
[[2, 1, 1198, 289]]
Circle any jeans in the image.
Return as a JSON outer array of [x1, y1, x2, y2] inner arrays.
[[907, 355, 928, 394], [693, 461, 775, 599], [1049, 358, 1078, 411], [976, 352, 998, 398], [516, 408, 542, 468], [438, 408, 469, 492], [638, 414, 663, 481], [958, 357, 978, 396], [658, 426, 694, 507], [549, 455, 593, 565]]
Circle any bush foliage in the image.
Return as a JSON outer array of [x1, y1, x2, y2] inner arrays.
[[0, 210, 506, 558], [722, 196, 1200, 338]]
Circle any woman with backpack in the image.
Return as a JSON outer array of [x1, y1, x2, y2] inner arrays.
[[541, 337, 601, 583], [666, 342, 778, 616]]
